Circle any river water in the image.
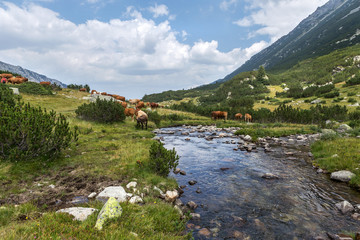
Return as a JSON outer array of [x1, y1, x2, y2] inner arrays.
[[157, 126, 360, 240]]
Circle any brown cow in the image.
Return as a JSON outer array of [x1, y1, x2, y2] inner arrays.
[[129, 99, 140, 105], [135, 109, 148, 130], [8, 77, 27, 84], [211, 111, 228, 121], [244, 113, 252, 123], [100, 92, 107, 95], [40, 81, 51, 86], [115, 96, 126, 101], [120, 101, 127, 108], [91, 90, 98, 94], [150, 102, 159, 109], [0, 73, 13, 79], [124, 108, 136, 121], [136, 101, 145, 109], [235, 113, 243, 120], [79, 88, 86, 92]]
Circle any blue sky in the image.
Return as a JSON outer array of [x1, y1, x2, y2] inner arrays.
[[0, 0, 328, 98]]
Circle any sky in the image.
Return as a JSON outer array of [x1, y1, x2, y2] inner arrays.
[[0, 0, 328, 99]]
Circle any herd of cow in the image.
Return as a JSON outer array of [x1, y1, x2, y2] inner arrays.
[[212, 111, 252, 122], [0, 73, 29, 84]]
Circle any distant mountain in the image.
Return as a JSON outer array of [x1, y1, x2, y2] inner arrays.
[[217, 0, 360, 84], [0, 61, 66, 87]]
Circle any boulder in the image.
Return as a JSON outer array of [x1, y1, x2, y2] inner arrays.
[[262, 173, 279, 179], [187, 201, 198, 210], [165, 190, 179, 203], [190, 213, 201, 220], [244, 135, 252, 142], [337, 124, 352, 132], [330, 171, 355, 182], [95, 197, 122, 230], [335, 200, 354, 214], [9, 87, 19, 95], [96, 186, 127, 202], [57, 207, 97, 221]]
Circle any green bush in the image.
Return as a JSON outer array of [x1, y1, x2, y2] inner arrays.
[[16, 82, 53, 95], [345, 75, 360, 86], [148, 141, 179, 177], [146, 111, 161, 126], [75, 98, 125, 123], [163, 113, 184, 121], [348, 98, 357, 103], [0, 85, 19, 107], [0, 91, 78, 161]]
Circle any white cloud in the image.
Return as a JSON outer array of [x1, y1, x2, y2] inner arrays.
[[0, 3, 256, 98], [220, 0, 238, 11], [234, 0, 328, 42], [148, 4, 169, 18]]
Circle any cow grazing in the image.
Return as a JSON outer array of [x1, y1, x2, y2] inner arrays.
[[244, 113, 252, 123], [211, 111, 228, 121], [129, 99, 141, 105], [40, 81, 51, 86], [235, 113, 243, 120], [120, 101, 127, 108], [124, 108, 136, 121], [0, 73, 13, 79], [136, 101, 145, 109], [101, 92, 107, 96], [91, 90, 98, 94], [8, 77, 28, 84], [150, 102, 159, 109], [135, 109, 148, 130], [79, 88, 86, 92], [115, 96, 126, 101]]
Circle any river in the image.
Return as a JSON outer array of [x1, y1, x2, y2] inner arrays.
[[156, 126, 360, 240]]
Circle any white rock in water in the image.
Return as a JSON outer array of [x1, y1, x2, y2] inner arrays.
[[335, 200, 354, 214], [243, 135, 252, 142], [96, 186, 128, 202], [88, 192, 97, 198], [330, 171, 355, 182], [57, 207, 97, 221]]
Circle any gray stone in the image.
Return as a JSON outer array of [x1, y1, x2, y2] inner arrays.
[[9, 87, 19, 95], [337, 124, 352, 132], [335, 200, 354, 214], [244, 135, 252, 142], [126, 181, 137, 189], [190, 213, 201, 220], [165, 190, 178, 203], [330, 171, 355, 182], [262, 173, 279, 179], [187, 201, 198, 210], [129, 196, 143, 204], [88, 192, 97, 198], [57, 207, 97, 221], [96, 186, 128, 202]]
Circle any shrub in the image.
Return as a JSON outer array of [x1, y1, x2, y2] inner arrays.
[[347, 92, 356, 97], [16, 82, 53, 95], [75, 98, 125, 123], [148, 141, 179, 177], [345, 75, 360, 86], [0, 85, 19, 107], [323, 90, 339, 98], [348, 98, 357, 103], [0, 96, 78, 161], [147, 111, 161, 126], [163, 113, 184, 121]]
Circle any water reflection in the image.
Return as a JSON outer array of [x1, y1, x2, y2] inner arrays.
[[157, 127, 360, 239]]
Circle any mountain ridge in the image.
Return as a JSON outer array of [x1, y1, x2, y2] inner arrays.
[[216, 0, 360, 84]]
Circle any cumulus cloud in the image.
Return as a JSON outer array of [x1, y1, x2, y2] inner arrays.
[[148, 4, 169, 18], [0, 2, 260, 98], [234, 0, 328, 42]]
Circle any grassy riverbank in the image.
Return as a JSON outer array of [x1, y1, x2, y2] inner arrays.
[[311, 137, 360, 187], [0, 89, 190, 239], [0, 89, 359, 239]]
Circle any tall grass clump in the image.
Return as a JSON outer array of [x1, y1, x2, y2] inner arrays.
[[0, 85, 78, 161], [149, 141, 179, 177], [75, 98, 125, 123]]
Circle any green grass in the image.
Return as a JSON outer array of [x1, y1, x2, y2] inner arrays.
[[233, 123, 319, 141], [0, 90, 190, 239], [311, 138, 360, 186]]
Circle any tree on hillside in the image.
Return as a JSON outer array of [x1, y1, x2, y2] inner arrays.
[[256, 66, 269, 85]]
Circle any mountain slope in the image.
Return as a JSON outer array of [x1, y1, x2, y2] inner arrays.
[[219, 0, 360, 83], [0, 61, 66, 87]]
